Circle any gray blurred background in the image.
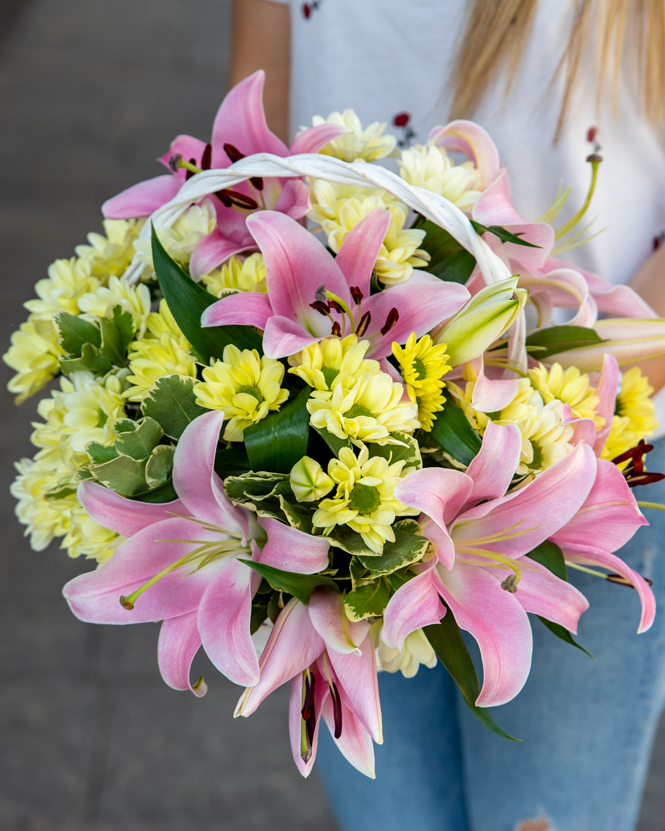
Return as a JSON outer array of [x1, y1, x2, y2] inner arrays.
[[0, 2, 663, 829]]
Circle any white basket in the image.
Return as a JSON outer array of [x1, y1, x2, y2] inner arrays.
[[124, 153, 511, 288]]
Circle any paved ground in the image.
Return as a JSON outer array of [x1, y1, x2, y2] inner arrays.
[[0, 2, 663, 829]]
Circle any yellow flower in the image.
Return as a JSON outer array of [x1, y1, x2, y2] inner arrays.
[[202, 253, 267, 297], [77, 275, 151, 338], [24, 256, 99, 320], [308, 181, 430, 286], [392, 332, 450, 430], [194, 346, 289, 441], [529, 362, 603, 427], [374, 622, 437, 677], [290, 456, 334, 502], [4, 316, 62, 403], [75, 218, 144, 281], [288, 335, 379, 392], [312, 444, 418, 553], [125, 300, 197, 402], [307, 371, 419, 444], [134, 200, 216, 276], [602, 367, 657, 461], [398, 144, 482, 210], [64, 512, 125, 563], [309, 109, 397, 162], [11, 456, 80, 551], [32, 371, 128, 458]]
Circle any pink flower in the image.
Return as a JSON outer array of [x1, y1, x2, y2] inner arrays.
[[383, 421, 653, 708], [63, 411, 330, 692], [201, 208, 470, 359], [101, 71, 347, 278], [235, 588, 381, 778]]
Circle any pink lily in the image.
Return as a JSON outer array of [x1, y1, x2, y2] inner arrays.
[[202, 208, 470, 359], [550, 458, 655, 633], [235, 588, 381, 778], [383, 423, 597, 707], [63, 410, 330, 691], [102, 71, 346, 277]]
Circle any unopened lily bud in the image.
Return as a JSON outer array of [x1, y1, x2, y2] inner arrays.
[[290, 456, 334, 502], [433, 276, 527, 366]]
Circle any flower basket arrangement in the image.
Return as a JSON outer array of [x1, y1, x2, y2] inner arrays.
[[7, 71, 665, 778]]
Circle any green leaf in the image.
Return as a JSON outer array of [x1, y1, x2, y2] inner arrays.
[[133, 479, 178, 503], [344, 579, 390, 622], [525, 325, 605, 361], [113, 418, 164, 461], [224, 471, 291, 503], [368, 432, 422, 471], [59, 342, 113, 375], [151, 227, 262, 361], [145, 444, 176, 489], [526, 540, 567, 581], [239, 559, 337, 605], [98, 313, 131, 367], [141, 374, 207, 440], [44, 483, 78, 501], [250, 597, 271, 635], [88, 454, 149, 497], [470, 221, 540, 249], [537, 617, 595, 659], [215, 445, 251, 479], [429, 402, 481, 466], [86, 443, 119, 464], [424, 617, 519, 741], [329, 525, 377, 557], [279, 496, 315, 534], [110, 305, 134, 351], [386, 569, 416, 592], [244, 387, 311, 474], [54, 312, 101, 355], [430, 249, 476, 284], [313, 426, 352, 456], [356, 522, 429, 576]]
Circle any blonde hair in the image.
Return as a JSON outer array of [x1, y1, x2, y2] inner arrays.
[[449, 0, 665, 138]]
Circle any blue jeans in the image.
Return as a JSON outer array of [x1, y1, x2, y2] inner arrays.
[[316, 439, 665, 831]]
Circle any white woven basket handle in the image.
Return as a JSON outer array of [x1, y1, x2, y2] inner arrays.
[[124, 153, 512, 286]]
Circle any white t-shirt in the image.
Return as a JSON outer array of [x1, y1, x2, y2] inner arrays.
[[270, 0, 665, 432]]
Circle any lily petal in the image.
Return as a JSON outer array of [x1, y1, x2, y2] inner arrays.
[[190, 227, 256, 280], [262, 314, 329, 359], [465, 421, 522, 508], [288, 673, 326, 777], [210, 70, 288, 168], [157, 611, 207, 696], [158, 134, 208, 176], [309, 588, 368, 655], [197, 556, 259, 686], [428, 120, 501, 188], [201, 290, 274, 330], [102, 175, 183, 219], [593, 354, 619, 456], [334, 209, 392, 299], [394, 468, 473, 568], [274, 178, 311, 221], [289, 123, 349, 155], [435, 563, 533, 707], [235, 598, 324, 717], [258, 517, 331, 574], [382, 564, 446, 651], [77, 479, 187, 538], [327, 632, 383, 743], [320, 682, 376, 779]]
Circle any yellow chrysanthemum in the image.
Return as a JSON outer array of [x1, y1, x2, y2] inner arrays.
[[288, 335, 379, 392], [124, 300, 197, 402], [64, 511, 125, 563], [529, 362, 603, 427], [134, 200, 216, 276], [32, 371, 128, 459], [4, 316, 62, 403], [312, 443, 418, 553], [308, 180, 430, 286], [24, 256, 99, 321], [398, 144, 482, 211], [393, 332, 451, 430], [374, 623, 437, 678], [194, 346, 289, 441], [309, 110, 397, 162], [77, 275, 151, 339], [75, 218, 144, 281], [602, 367, 657, 461], [202, 253, 267, 297], [307, 371, 419, 444]]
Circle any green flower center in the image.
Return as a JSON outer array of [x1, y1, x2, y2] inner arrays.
[[346, 404, 373, 419], [322, 367, 339, 388], [528, 442, 543, 471], [236, 384, 265, 404], [413, 357, 428, 380], [615, 396, 625, 417], [348, 483, 381, 515]]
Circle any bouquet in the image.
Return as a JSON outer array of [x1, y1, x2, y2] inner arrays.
[[7, 71, 665, 779]]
